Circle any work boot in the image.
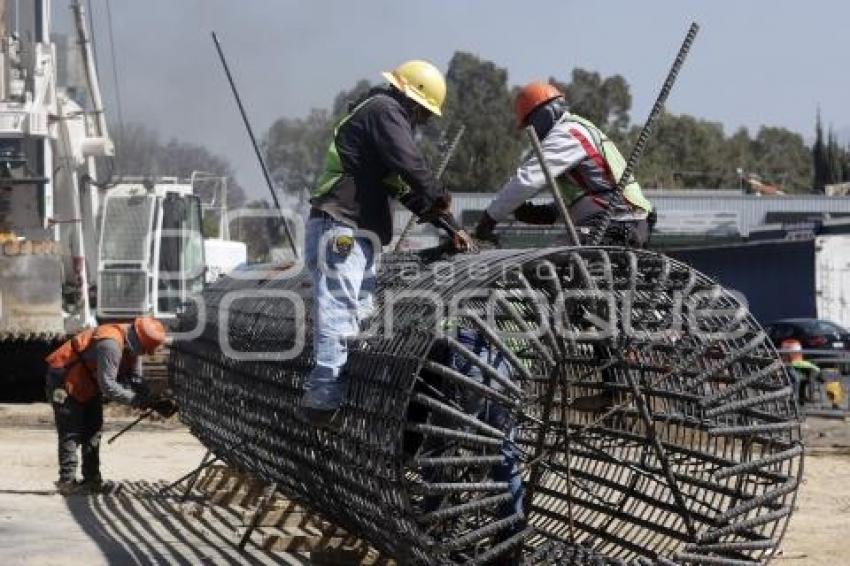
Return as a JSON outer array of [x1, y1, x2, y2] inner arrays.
[[82, 477, 120, 495], [55, 479, 84, 496], [299, 406, 342, 433]]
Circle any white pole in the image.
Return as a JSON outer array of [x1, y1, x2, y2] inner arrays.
[[70, 0, 112, 151]]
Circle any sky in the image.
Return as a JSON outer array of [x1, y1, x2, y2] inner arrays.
[[54, 0, 850, 198]]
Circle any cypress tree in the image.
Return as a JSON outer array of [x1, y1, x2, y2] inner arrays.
[[812, 109, 827, 192]]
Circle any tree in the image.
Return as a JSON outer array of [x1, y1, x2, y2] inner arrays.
[[259, 53, 819, 198], [841, 145, 850, 181], [436, 51, 522, 192], [634, 112, 727, 188], [112, 122, 246, 208], [331, 79, 373, 117], [263, 80, 376, 203], [627, 113, 812, 192], [230, 199, 276, 262], [552, 69, 632, 139], [826, 126, 845, 185], [262, 52, 523, 195], [813, 110, 828, 192], [264, 109, 332, 200], [751, 126, 811, 192]]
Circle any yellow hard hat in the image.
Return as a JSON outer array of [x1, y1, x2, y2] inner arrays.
[[381, 60, 446, 117]]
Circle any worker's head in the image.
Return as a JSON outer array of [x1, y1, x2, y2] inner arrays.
[[127, 316, 167, 355], [382, 60, 446, 124], [780, 339, 803, 363], [515, 81, 568, 139]]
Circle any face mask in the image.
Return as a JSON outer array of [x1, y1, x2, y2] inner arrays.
[[527, 97, 568, 140], [126, 327, 142, 355], [413, 106, 433, 127]]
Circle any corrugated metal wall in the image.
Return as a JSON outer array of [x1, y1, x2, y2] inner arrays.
[[648, 192, 850, 236], [394, 191, 850, 236]]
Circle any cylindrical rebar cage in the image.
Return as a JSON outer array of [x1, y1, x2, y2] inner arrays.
[[170, 247, 803, 565]]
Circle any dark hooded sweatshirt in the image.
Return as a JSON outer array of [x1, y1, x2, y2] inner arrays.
[[310, 88, 448, 245]]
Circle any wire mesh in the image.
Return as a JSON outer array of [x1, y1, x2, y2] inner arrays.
[[170, 246, 802, 565]]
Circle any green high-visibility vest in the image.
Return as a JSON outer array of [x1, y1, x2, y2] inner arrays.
[[560, 113, 653, 213], [791, 359, 820, 373], [313, 96, 409, 199]]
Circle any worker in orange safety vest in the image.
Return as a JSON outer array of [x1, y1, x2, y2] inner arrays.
[[44, 317, 175, 495]]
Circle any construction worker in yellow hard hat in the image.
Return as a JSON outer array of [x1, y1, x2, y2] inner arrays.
[[45, 317, 176, 495], [381, 60, 447, 117], [301, 60, 474, 430], [475, 81, 655, 247]]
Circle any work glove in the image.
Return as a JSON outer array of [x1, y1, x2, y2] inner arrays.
[[433, 192, 452, 214], [647, 208, 658, 232], [473, 211, 498, 243], [416, 193, 453, 225], [451, 229, 478, 253], [431, 212, 477, 254], [514, 202, 558, 225], [131, 389, 151, 409], [149, 397, 179, 418], [123, 374, 151, 399]]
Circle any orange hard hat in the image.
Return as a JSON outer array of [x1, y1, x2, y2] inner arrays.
[[133, 316, 167, 354], [780, 339, 803, 362], [514, 81, 564, 127]]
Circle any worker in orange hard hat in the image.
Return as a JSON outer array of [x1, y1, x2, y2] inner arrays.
[[301, 60, 474, 431], [780, 339, 820, 406], [44, 317, 176, 495], [475, 81, 655, 247]]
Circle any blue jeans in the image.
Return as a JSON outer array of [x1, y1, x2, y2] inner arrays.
[[423, 329, 525, 534], [301, 214, 376, 411]]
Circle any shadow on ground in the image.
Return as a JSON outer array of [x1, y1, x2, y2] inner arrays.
[[62, 480, 305, 565]]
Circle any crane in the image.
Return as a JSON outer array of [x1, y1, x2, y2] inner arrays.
[[0, 1, 221, 398]]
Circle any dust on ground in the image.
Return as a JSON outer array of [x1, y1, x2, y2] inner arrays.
[[0, 403, 848, 565]]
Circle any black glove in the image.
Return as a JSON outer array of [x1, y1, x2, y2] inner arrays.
[[514, 202, 558, 225], [473, 211, 498, 243], [150, 397, 179, 418], [131, 389, 151, 409], [647, 208, 658, 235], [432, 192, 452, 214], [127, 375, 151, 398], [416, 192, 456, 226]]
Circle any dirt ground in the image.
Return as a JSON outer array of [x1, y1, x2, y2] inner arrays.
[[777, 417, 850, 565], [0, 403, 306, 565], [0, 403, 848, 565]]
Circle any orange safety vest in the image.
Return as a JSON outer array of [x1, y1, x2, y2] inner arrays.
[[45, 324, 136, 403]]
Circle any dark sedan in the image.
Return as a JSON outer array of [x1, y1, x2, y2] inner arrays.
[[765, 318, 850, 367]]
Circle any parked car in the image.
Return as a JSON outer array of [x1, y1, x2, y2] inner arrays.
[[765, 318, 850, 370]]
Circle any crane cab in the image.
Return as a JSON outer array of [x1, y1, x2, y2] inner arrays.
[[97, 179, 205, 321]]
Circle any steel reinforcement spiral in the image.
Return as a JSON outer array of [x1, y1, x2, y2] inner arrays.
[[169, 246, 802, 565]]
